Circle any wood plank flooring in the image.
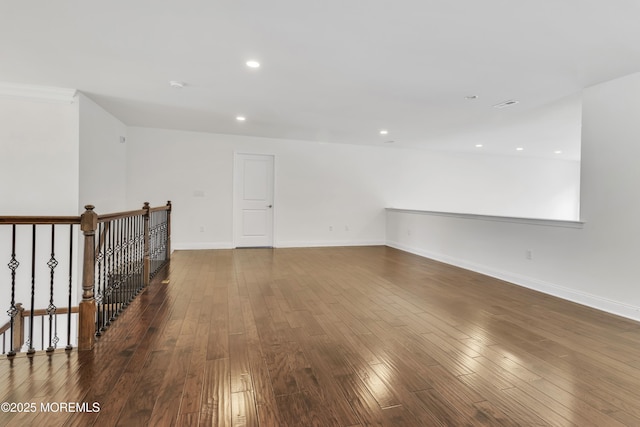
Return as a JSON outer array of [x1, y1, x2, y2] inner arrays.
[[2, 246, 640, 426]]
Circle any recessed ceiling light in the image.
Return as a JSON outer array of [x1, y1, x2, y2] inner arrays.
[[236, 116, 246, 121], [169, 80, 185, 88], [475, 144, 483, 148], [554, 150, 563, 154], [246, 60, 260, 68], [494, 100, 520, 109], [380, 130, 389, 135], [516, 147, 524, 151]]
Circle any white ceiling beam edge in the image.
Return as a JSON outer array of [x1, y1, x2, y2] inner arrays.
[[0, 82, 77, 104]]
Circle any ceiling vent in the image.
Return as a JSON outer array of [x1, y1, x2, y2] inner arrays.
[[493, 99, 519, 109]]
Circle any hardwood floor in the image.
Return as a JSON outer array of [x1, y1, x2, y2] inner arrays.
[[2, 246, 640, 426]]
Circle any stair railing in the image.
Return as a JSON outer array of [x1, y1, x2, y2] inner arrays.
[[0, 201, 172, 356]]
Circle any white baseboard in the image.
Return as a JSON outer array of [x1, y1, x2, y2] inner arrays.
[[386, 240, 640, 323], [173, 242, 234, 250], [172, 240, 385, 250], [275, 239, 386, 249]]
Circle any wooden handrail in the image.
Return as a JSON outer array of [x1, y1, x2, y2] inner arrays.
[[0, 205, 170, 224], [0, 303, 25, 352], [26, 306, 79, 317], [95, 221, 110, 254], [0, 216, 80, 225], [148, 205, 171, 213], [0, 306, 79, 333], [0, 319, 11, 335], [97, 208, 147, 222]]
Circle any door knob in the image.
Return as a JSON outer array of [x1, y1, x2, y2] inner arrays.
[[267, 205, 273, 208]]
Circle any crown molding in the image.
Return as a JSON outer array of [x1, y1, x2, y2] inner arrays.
[[0, 82, 77, 104]]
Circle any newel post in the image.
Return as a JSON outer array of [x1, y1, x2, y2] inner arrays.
[[143, 202, 151, 287], [79, 205, 98, 351], [12, 303, 25, 353], [166, 200, 172, 261]]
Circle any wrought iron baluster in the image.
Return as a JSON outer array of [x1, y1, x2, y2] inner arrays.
[[27, 225, 36, 355], [139, 214, 144, 291], [162, 210, 168, 262], [96, 223, 101, 334], [124, 217, 135, 307], [66, 224, 73, 350], [109, 219, 115, 320], [159, 212, 163, 264], [113, 218, 120, 319], [106, 220, 114, 326], [112, 218, 118, 317], [121, 217, 127, 307], [148, 214, 153, 275], [46, 224, 59, 352], [96, 222, 104, 335], [7, 224, 19, 357], [111, 219, 117, 323], [149, 212, 155, 274], [131, 216, 136, 295], [164, 211, 168, 261], [122, 217, 127, 310], [153, 212, 158, 271], [113, 219, 118, 323], [131, 216, 136, 298], [156, 212, 161, 269], [146, 209, 169, 278], [149, 211, 161, 277], [137, 217, 141, 289], [112, 218, 117, 316], [116, 218, 121, 315]]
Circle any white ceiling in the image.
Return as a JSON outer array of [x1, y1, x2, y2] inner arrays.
[[2, 0, 639, 160]]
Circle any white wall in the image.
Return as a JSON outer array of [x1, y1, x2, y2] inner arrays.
[[78, 93, 128, 213], [126, 125, 580, 250], [386, 149, 580, 220], [0, 93, 81, 342], [125, 127, 392, 249], [387, 72, 640, 321], [578, 72, 640, 307], [0, 96, 79, 215], [0, 90, 128, 215]]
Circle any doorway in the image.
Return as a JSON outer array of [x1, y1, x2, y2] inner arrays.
[[233, 153, 275, 247]]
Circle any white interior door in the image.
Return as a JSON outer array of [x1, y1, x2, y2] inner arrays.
[[234, 153, 275, 247]]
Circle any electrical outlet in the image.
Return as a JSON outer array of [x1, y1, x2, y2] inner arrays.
[[526, 249, 532, 260], [199, 226, 205, 233], [345, 225, 349, 231], [329, 226, 333, 231], [407, 229, 411, 236]]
